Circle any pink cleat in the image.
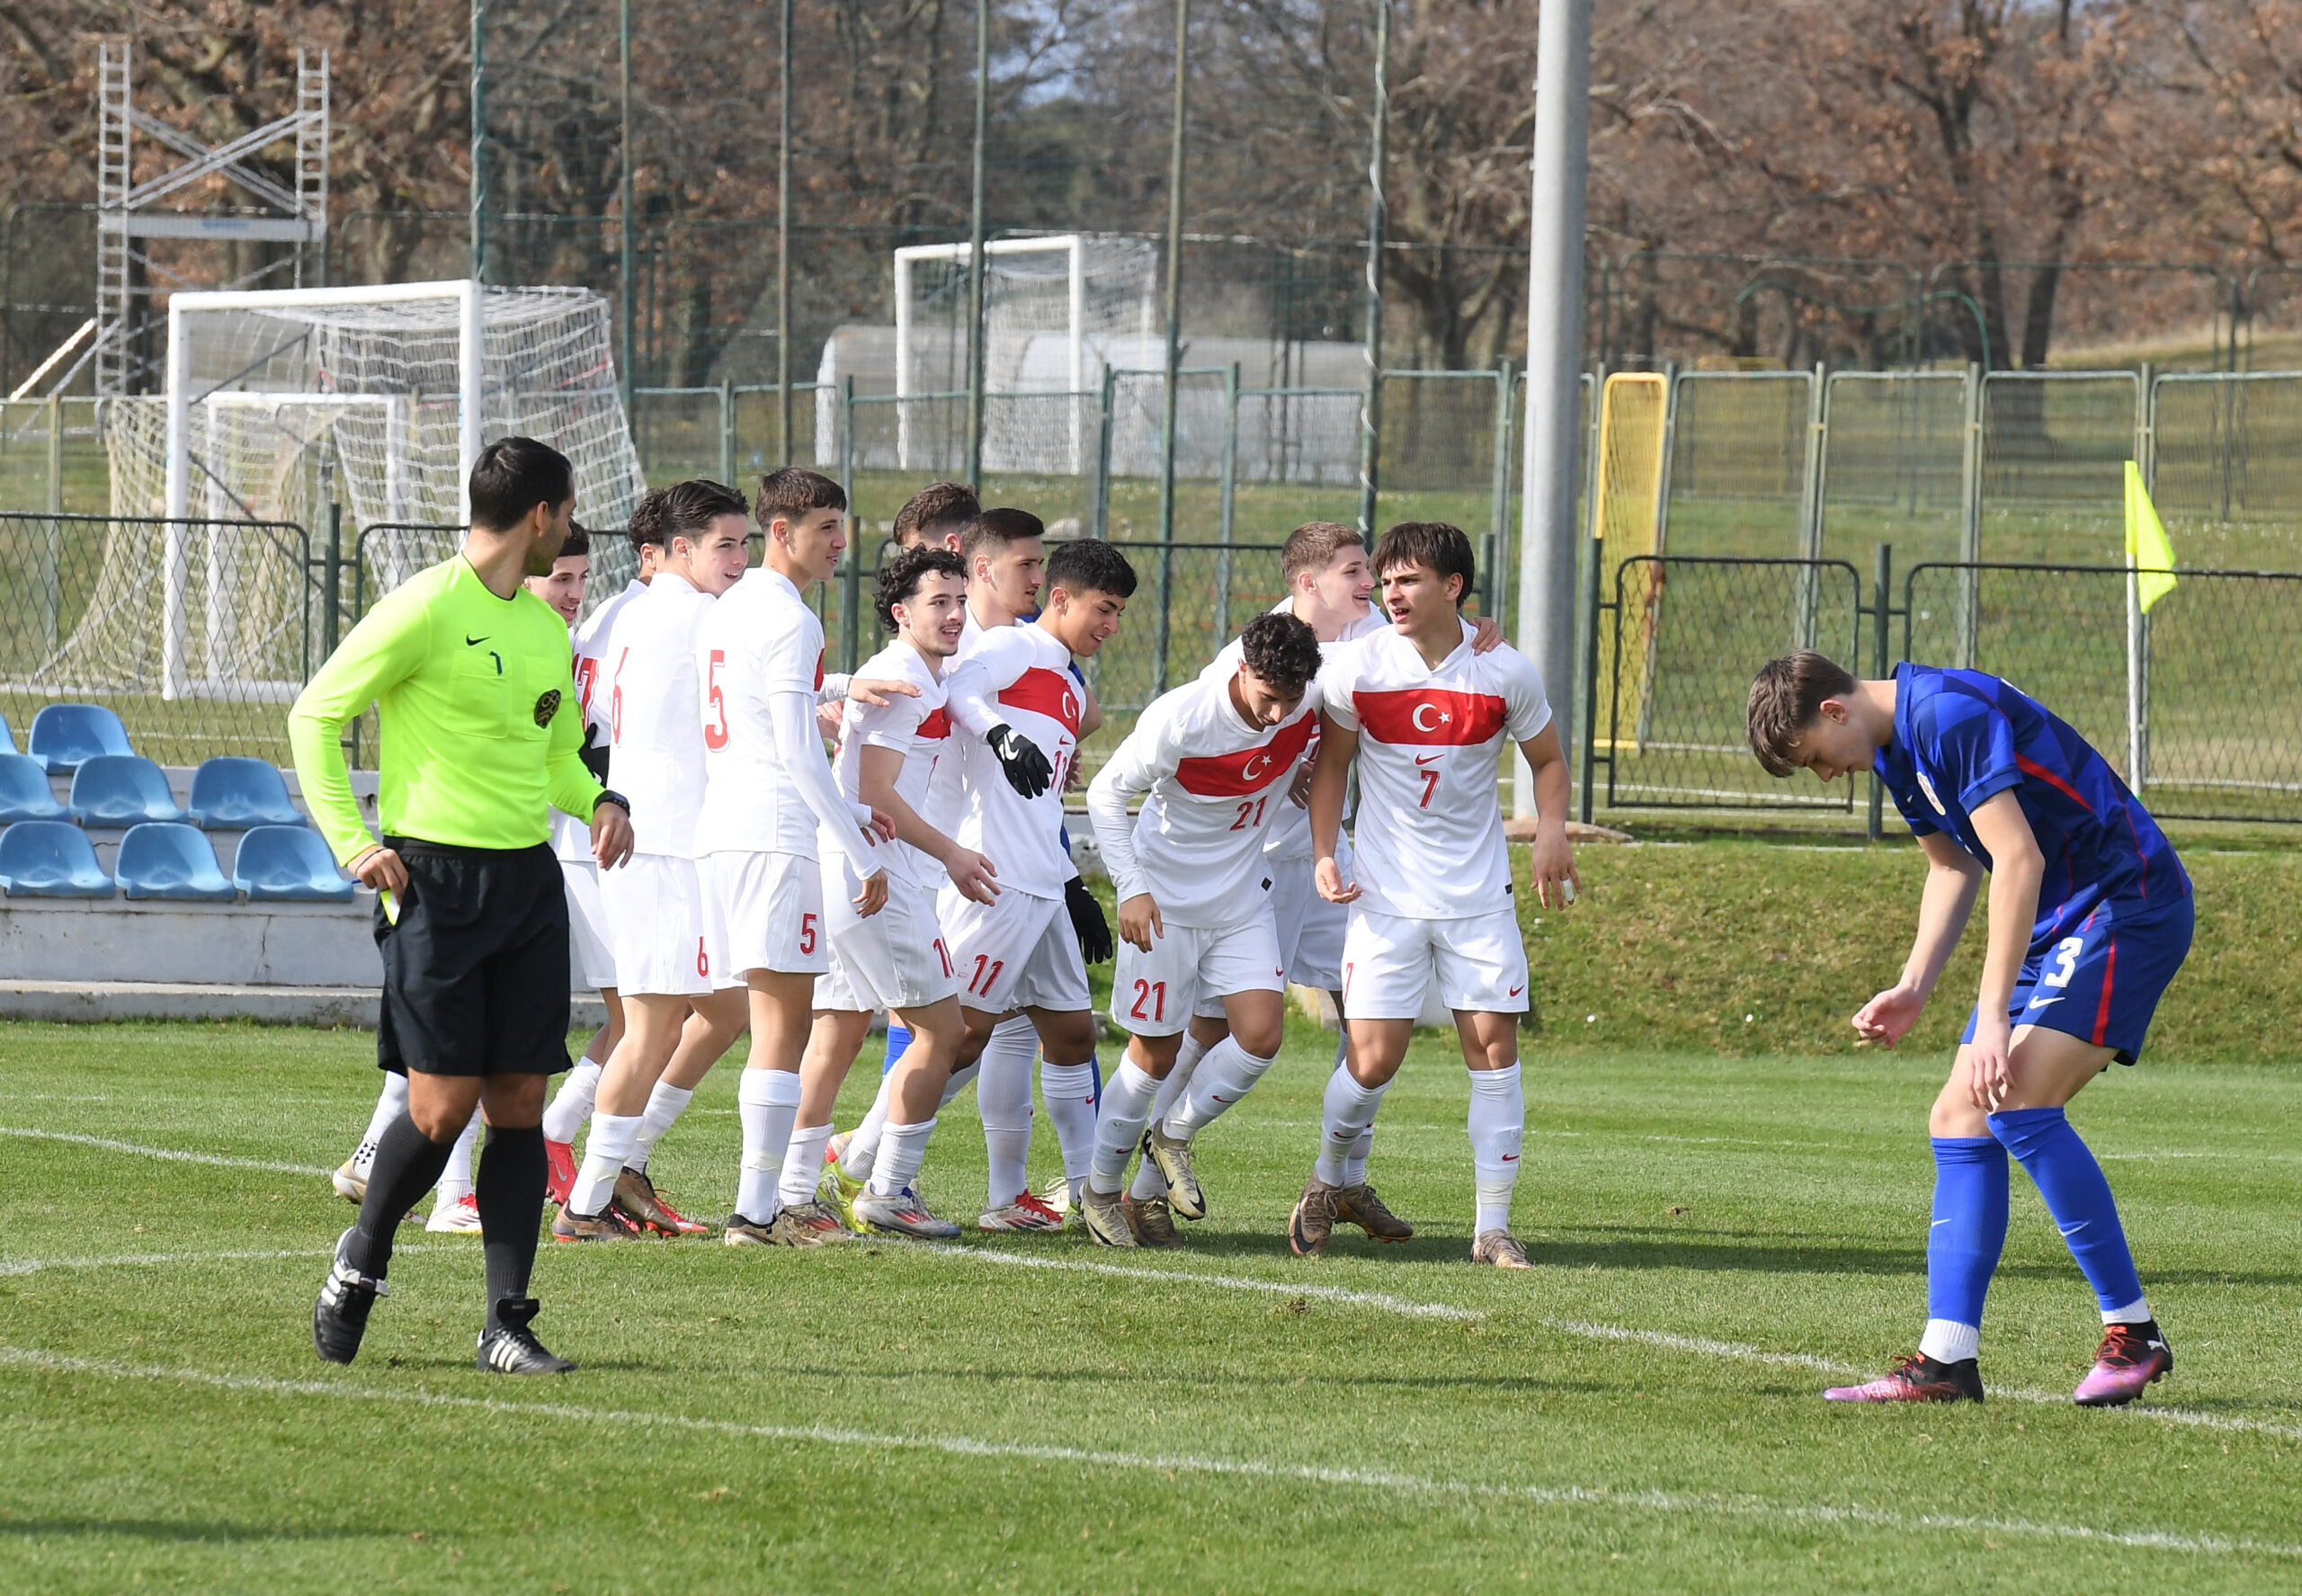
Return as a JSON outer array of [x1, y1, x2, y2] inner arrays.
[[2074, 1323, 2173, 1407], [1824, 1353, 1984, 1404], [545, 1138, 577, 1207]]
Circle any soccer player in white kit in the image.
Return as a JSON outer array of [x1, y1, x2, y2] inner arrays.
[[1296, 521, 1579, 1268], [1079, 610, 1324, 1248], [697, 468, 902, 1248], [553, 481, 754, 1242], [940, 528, 1135, 1229], [794, 545, 1002, 1237]]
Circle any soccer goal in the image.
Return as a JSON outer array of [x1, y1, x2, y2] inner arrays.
[[88, 281, 643, 701], [890, 236, 1157, 475]]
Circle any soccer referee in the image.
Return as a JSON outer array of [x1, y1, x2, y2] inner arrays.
[[290, 436, 634, 1375]]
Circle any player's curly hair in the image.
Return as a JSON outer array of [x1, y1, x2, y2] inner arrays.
[[755, 467, 847, 524], [875, 544, 967, 630], [893, 481, 980, 548], [1045, 536, 1138, 601], [1238, 611, 1320, 699], [627, 487, 670, 551], [1747, 651, 1858, 778], [658, 478, 752, 546], [1370, 521, 1474, 602]]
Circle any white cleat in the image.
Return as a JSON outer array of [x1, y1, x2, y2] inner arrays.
[[424, 1192, 484, 1234], [852, 1186, 962, 1240], [977, 1190, 1066, 1233]]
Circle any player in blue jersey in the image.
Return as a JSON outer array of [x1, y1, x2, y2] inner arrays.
[[1749, 652, 2192, 1408]]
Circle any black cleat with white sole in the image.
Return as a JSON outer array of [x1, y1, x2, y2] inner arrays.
[[476, 1297, 576, 1375], [312, 1226, 387, 1366]]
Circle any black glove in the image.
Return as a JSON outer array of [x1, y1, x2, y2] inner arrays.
[[1066, 875, 1114, 964], [578, 721, 611, 785], [986, 722, 1052, 798]]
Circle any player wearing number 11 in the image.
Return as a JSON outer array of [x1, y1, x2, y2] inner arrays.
[[1749, 653, 2192, 1408], [1299, 522, 1577, 1269]]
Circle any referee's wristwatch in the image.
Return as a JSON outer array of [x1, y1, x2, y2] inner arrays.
[[593, 789, 631, 816]]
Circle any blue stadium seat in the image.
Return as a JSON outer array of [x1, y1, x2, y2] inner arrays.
[[0, 820, 113, 896], [0, 708, 15, 753], [233, 824, 355, 903], [115, 822, 236, 902], [0, 753, 66, 823], [68, 755, 188, 827], [187, 757, 304, 829], [27, 702, 133, 774]]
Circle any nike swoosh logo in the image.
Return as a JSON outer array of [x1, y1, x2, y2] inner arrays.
[[465, 635, 490, 646], [1508, 985, 1524, 997], [1415, 753, 1441, 766], [2028, 995, 2064, 1008], [1500, 1154, 1518, 1162]]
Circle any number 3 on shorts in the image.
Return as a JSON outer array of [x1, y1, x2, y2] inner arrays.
[[799, 913, 818, 956], [2040, 935, 2084, 989]]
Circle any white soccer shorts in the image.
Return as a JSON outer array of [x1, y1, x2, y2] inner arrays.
[[937, 884, 1092, 1015], [1111, 907, 1284, 1039], [1270, 852, 1349, 994], [599, 852, 722, 997], [702, 849, 828, 980], [560, 858, 617, 992], [1340, 905, 1529, 1021], [817, 862, 959, 1012]]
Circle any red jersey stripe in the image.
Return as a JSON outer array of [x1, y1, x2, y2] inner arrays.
[[1352, 687, 1509, 746], [2014, 753, 2092, 815], [998, 667, 1084, 736], [1173, 711, 1316, 797], [916, 706, 951, 740], [2092, 936, 2117, 1046]]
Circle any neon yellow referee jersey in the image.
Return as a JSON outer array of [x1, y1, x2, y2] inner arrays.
[[289, 555, 605, 865]]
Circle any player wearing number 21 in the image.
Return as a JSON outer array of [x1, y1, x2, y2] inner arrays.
[[1298, 522, 1576, 1269]]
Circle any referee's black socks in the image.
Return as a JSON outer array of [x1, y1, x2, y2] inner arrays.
[[477, 1124, 547, 1333], [348, 1112, 456, 1277]]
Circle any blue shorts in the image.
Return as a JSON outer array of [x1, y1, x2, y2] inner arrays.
[[1963, 893, 2194, 1065]]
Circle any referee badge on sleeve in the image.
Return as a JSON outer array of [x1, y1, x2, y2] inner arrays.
[[533, 688, 562, 727]]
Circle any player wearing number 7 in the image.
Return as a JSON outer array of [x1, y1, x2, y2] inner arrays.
[[1078, 611, 1325, 1247], [1299, 522, 1578, 1269], [1749, 653, 2193, 1408]]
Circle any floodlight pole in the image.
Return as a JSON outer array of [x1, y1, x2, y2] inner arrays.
[[469, 0, 485, 281], [964, 0, 991, 490], [1357, 0, 1389, 537], [1513, 0, 1591, 818], [619, 0, 635, 413], [777, 0, 794, 468]]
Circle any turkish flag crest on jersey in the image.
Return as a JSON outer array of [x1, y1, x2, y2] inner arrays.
[[997, 667, 1083, 736], [1173, 711, 1317, 797], [1352, 688, 1508, 746]]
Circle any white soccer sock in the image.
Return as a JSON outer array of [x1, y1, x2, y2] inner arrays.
[[1127, 1044, 1203, 1199], [1314, 1069, 1386, 1187], [568, 1112, 640, 1217], [1918, 1319, 1982, 1364], [624, 1081, 693, 1172], [870, 1117, 939, 1199], [540, 1057, 602, 1146], [842, 1074, 898, 1185], [1088, 1061, 1160, 1194], [351, 1074, 410, 1177], [1467, 1063, 1525, 1236], [2103, 1297, 2154, 1326], [1040, 1058, 1100, 1202], [1330, 1039, 1376, 1186], [940, 1059, 981, 1106], [433, 1112, 481, 1202], [780, 1121, 835, 1209], [736, 1069, 803, 1223], [977, 1017, 1039, 1206], [1164, 1038, 1276, 1139]]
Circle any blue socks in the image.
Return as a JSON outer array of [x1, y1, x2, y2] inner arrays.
[[1989, 1106, 2146, 1315], [1925, 1137, 2008, 1340], [881, 1021, 912, 1076]]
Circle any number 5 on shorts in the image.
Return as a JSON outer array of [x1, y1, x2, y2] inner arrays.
[[799, 913, 818, 956]]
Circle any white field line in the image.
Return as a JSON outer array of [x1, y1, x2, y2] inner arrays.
[[0, 1345, 2292, 1560], [11, 1130, 2301, 1446], [0, 1125, 333, 1177], [0, 1245, 450, 1279]]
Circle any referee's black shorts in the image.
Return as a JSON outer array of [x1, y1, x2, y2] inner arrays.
[[375, 838, 572, 1078]]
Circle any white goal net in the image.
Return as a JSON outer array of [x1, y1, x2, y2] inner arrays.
[[74, 282, 642, 701]]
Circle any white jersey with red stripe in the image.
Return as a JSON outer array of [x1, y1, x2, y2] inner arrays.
[[825, 638, 950, 889], [1202, 599, 1385, 863], [1087, 672, 1319, 928], [693, 566, 834, 858], [601, 571, 714, 858], [944, 620, 1082, 902], [553, 576, 647, 860], [1320, 618, 1552, 920]]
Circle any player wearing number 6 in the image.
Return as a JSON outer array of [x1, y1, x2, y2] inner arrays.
[[1299, 522, 1577, 1269], [1749, 654, 2192, 1408], [1078, 611, 1324, 1247]]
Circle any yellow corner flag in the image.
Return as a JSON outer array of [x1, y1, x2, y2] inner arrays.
[[2124, 459, 2177, 613]]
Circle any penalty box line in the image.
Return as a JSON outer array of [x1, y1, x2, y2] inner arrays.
[[0, 1345, 2293, 1561]]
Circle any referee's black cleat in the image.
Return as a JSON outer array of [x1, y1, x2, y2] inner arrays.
[[476, 1298, 576, 1375], [312, 1226, 387, 1366]]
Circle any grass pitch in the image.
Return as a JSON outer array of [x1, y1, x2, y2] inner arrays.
[[2, 1021, 2298, 1592]]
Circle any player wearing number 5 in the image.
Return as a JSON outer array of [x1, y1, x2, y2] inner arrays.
[[1298, 522, 1577, 1269], [1749, 654, 2192, 1408]]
